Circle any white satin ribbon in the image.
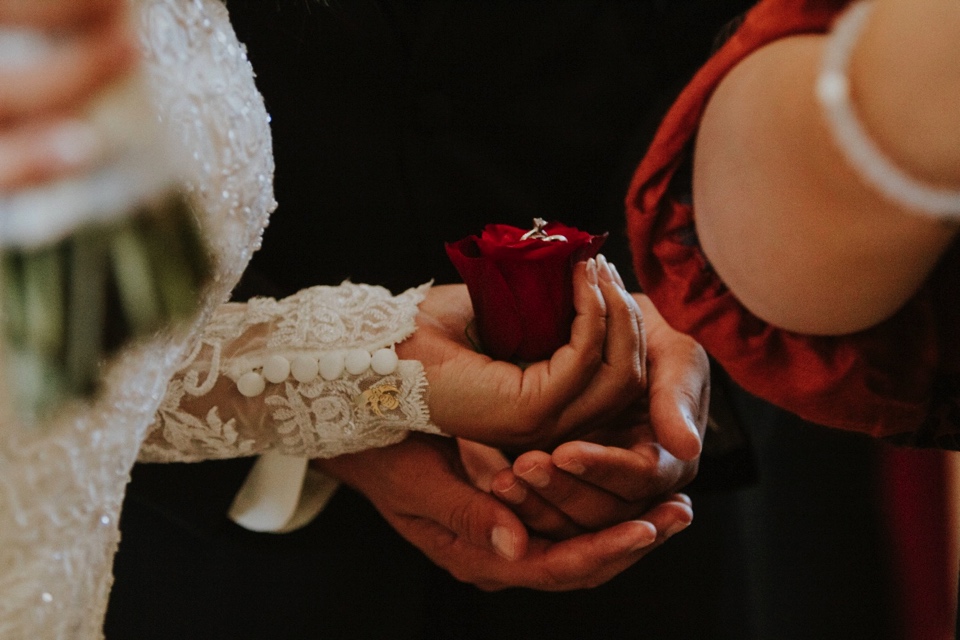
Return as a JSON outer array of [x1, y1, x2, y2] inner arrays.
[[228, 451, 339, 533]]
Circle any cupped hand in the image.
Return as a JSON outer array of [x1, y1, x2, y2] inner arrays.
[[397, 257, 647, 450], [0, 0, 137, 190], [315, 434, 692, 591], [480, 290, 710, 539]]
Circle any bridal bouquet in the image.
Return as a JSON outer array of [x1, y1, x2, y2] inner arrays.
[[446, 218, 606, 362], [0, 43, 210, 424]]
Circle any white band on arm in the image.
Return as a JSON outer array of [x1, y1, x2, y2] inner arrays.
[[816, 1, 960, 218]]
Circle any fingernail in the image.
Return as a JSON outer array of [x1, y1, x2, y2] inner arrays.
[[491, 526, 518, 561], [46, 121, 101, 168], [497, 480, 528, 505], [630, 521, 658, 552], [596, 254, 614, 283], [556, 458, 586, 476], [585, 258, 598, 285], [518, 465, 550, 488], [609, 262, 627, 289]]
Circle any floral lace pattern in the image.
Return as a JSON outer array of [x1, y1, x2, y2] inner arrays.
[[139, 282, 438, 463], [0, 1, 274, 637]]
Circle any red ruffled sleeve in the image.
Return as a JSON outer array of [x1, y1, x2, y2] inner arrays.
[[626, 0, 960, 442]]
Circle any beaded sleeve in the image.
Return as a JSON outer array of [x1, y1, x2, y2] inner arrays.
[[138, 281, 440, 463]]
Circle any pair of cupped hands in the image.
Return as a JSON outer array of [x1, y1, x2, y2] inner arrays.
[[0, 0, 711, 592], [319, 258, 710, 591]]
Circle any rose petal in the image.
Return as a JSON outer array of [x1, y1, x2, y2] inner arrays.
[[446, 224, 607, 362], [446, 239, 523, 360], [495, 251, 576, 361]]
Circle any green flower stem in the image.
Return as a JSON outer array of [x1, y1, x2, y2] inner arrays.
[[22, 243, 65, 359], [65, 229, 108, 396], [140, 196, 207, 321], [1, 191, 211, 425], [1, 253, 26, 346], [109, 218, 163, 336]]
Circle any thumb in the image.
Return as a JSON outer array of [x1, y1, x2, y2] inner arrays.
[[431, 475, 530, 561], [643, 320, 709, 460]]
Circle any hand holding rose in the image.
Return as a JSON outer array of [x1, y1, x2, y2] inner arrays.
[[486, 293, 709, 538], [445, 220, 606, 362], [396, 257, 647, 450], [319, 277, 707, 591], [449, 287, 707, 541]]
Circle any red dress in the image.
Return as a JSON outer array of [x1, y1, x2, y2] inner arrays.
[[626, 0, 960, 448]]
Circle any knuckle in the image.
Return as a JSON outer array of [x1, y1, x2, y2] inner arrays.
[[674, 384, 702, 412], [443, 500, 477, 541]]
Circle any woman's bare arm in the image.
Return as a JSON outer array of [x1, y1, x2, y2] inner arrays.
[[693, 0, 960, 335]]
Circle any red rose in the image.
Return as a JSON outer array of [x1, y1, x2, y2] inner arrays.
[[445, 219, 606, 362]]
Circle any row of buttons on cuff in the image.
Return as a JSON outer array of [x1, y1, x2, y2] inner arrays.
[[236, 348, 400, 397]]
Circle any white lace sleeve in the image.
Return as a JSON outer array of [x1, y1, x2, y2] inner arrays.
[[138, 281, 441, 463]]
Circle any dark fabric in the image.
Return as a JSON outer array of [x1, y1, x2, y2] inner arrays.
[[106, 2, 899, 638]]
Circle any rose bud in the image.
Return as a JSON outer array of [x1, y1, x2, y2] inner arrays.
[[446, 219, 606, 362]]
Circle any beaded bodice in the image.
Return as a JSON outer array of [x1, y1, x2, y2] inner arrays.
[[0, 2, 439, 634], [0, 1, 273, 636]]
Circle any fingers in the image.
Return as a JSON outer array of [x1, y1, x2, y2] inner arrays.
[[637, 294, 710, 461], [435, 480, 529, 561], [498, 519, 658, 591], [0, 4, 139, 124], [352, 436, 695, 592], [0, 0, 137, 191], [456, 438, 511, 493], [0, 117, 103, 190], [552, 256, 646, 440], [519, 258, 606, 421], [320, 435, 530, 561], [490, 465, 585, 539], [471, 496, 693, 591], [499, 442, 689, 533], [0, 1, 119, 28], [551, 439, 689, 503], [398, 438, 530, 561], [491, 429, 699, 539]]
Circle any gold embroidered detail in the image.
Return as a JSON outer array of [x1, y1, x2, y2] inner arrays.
[[358, 383, 401, 417]]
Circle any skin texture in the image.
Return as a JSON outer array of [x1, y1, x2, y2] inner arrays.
[[397, 259, 656, 450], [0, 0, 137, 190], [693, 0, 960, 336], [315, 434, 694, 591], [488, 290, 707, 539], [321, 257, 709, 590]]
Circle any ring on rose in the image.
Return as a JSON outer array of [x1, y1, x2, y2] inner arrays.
[[520, 217, 568, 242]]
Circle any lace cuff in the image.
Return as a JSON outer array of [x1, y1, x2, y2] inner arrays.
[[139, 281, 440, 463]]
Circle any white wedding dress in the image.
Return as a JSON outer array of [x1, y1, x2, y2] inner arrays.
[[0, 1, 437, 637]]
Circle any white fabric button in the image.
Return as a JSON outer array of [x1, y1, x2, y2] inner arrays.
[[344, 349, 372, 375], [237, 371, 266, 397], [290, 355, 319, 383], [370, 348, 399, 375], [262, 354, 291, 384], [318, 351, 345, 380]]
